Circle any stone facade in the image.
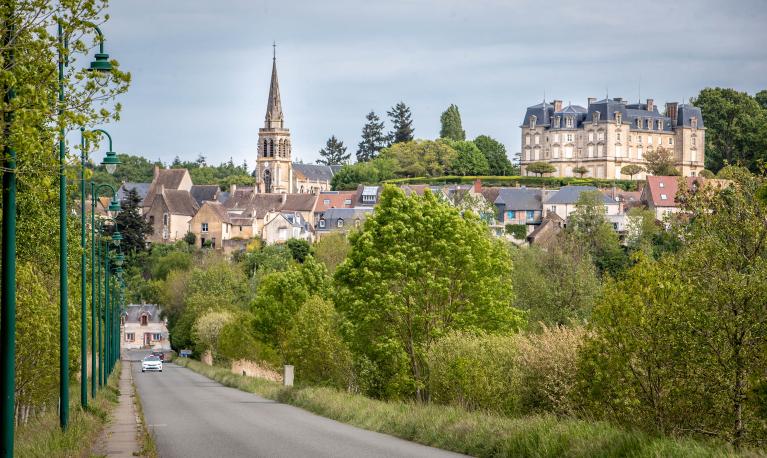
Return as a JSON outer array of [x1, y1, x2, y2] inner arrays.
[[520, 98, 705, 179], [121, 304, 170, 350]]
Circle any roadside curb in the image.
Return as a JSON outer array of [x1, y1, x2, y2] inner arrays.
[[92, 361, 143, 457]]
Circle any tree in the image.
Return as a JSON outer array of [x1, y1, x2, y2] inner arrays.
[[643, 147, 679, 176], [379, 140, 457, 177], [183, 231, 196, 246], [335, 186, 524, 401], [620, 164, 644, 179], [756, 89, 767, 110], [625, 207, 659, 254], [116, 188, 153, 255], [317, 135, 350, 165], [286, 238, 310, 263], [693, 88, 767, 172], [192, 310, 234, 361], [439, 104, 466, 141], [312, 233, 351, 274], [387, 102, 414, 144], [330, 157, 398, 190], [698, 169, 715, 178], [473, 135, 513, 176], [572, 166, 589, 178], [357, 111, 389, 162], [526, 162, 556, 177], [448, 140, 490, 176], [568, 191, 627, 276]]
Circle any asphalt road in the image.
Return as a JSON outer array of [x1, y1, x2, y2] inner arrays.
[[128, 350, 466, 458]]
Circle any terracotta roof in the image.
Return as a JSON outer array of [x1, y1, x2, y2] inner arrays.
[[235, 193, 318, 218], [315, 191, 356, 212], [161, 189, 199, 216], [644, 176, 686, 207]]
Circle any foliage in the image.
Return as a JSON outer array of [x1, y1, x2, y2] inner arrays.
[[115, 188, 152, 255], [473, 135, 513, 176], [385, 175, 639, 191], [149, 250, 193, 281], [192, 310, 234, 360], [439, 104, 466, 141], [693, 87, 767, 172], [620, 164, 644, 179], [643, 147, 679, 176], [510, 242, 600, 326], [567, 191, 627, 276], [183, 231, 196, 245], [218, 316, 279, 366], [625, 207, 660, 254], [526, 161, 557, 176], [286, 238, 310, 263], [572, 166, 589, 178], [335, 186, 524, 400], [357, 111, 390, 162], [317, 135, 350, 165], [284, 296, 352, 388], [387, 102, 414, 144], [447, 140, 489, 176], [505, 224, 527, 239], [426, 332, 519, 414], [330, 157, 397, 190], [238, 243, 292, 278], [379, 139, 457, 178], [312, 232, 351, 274], [699, 169, 715, 178]]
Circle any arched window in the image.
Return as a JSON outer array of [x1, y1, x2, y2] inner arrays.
[[337, 218, 344, 228], [529, 115, 537, 129], [163, 213, 169, 226], [269, 139, 274, 157], [263, 139, 268, 157]]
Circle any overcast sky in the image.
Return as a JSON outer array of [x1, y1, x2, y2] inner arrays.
[[101, 0, 767, 168]]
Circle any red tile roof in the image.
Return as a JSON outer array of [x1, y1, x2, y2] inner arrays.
[[315, 191, 356, 212], [645, 176, 729, 208]]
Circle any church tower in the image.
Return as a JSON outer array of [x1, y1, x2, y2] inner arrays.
[[255, 46, 293, 193]]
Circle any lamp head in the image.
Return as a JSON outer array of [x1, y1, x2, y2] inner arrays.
[[89, 52, 113, 72], [115, 253, 125, 266], [101, 151, 120, 174], [112, 230, 122, 246], [108, 197, 122, 213]]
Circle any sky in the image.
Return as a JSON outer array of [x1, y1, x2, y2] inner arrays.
[[101, 0, 767, 168]]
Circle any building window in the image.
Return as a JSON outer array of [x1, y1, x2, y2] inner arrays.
[[636, 118, 642, 128], [657, 120, 663, 130], [637, 135, 642, 143], [278, 228, 287, 240], [506, 210, 516, 220], [587, 145, 594, 157], [588, 131, 594, 142], [615, 145, 623, 157], [691, 116, 698, 129], [534, 134, 540, 145], [323, 199, 330, 205], [152, 333, 162, 341], [691, 135, 697, 146], [566, 116, 573, 128], [564, 146, 573, 158], [525, 134, 531, 145], [593, 111, 600, 123], [526, 210, 535, 221], [616, 132, 621, 141], [344, 199, 352, 205], [615, 113, 622, 125], [554, 133, 560, 143], [566, 133, 573, 142], [552, 147, 559, 159], [668, 137, 673, 145], [529, 115, 537, 129], [337, 219, 344, 228], [549, 205, 557, 214], [201, 222, 208, 233], [659, 182, 665, 188], [140, 314, 148, 326], [163, 213, 169, 226], [597, 131, 604, 141], [660, 193, 668, 200], [125, 333, 134, 342], [319, 219, 326, 229]]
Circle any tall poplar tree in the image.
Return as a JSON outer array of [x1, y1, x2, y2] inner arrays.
[[357, 111, 389, 162], [387, 102, 414, 144], [440, 104, 466, 141], [317, 135, 350, 165]]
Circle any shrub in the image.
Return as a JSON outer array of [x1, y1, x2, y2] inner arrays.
[[384, 175, 639, 191], [505, 224, 527, 239], [426, 332, 520, 415]]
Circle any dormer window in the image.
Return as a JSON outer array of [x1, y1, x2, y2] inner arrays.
[[554, 116, 560, 128], [660, 194, 668, 200], [566, 116, 573, 128], [593, 111, 600, 124], [337, 218, 344, 228], [657, 120, 663, 130], [319, 219, 326, 229], [615, 113, 622, 125], [529, 115, 537, 129], [691, 116, 698, 129], [636, 118, 642, 128]]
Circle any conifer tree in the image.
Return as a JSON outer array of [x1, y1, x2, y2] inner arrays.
[[387, 102, 414, 144], [318, 135, 350, 165], [357, 111, 389, 162], [440, 104, 466, 141]]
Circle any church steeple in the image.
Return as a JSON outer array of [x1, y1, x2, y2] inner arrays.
[[265, 42, 284, 129]]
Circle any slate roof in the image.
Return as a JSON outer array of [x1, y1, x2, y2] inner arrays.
[[190, 185, 220, 206], [544, 185, 618, 205], [237, 193, 318, 218], [292, 163, 335, 182], [118, 182, 150, 203], [676, 104, 705, 128], [317, 207, 374, 230], [160, 189, 199, 216], [123, 304, 163, 323], [495, 188, 543, 211], [480, 187, 501, 204], [144, 168, 190, 207], [522, 102, 553, 127]]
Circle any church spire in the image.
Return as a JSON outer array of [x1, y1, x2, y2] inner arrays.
[[265, 42, 283, 129]]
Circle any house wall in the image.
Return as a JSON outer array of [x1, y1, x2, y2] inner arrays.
[[499, 209, 542, 225], [145, 199, 169, 244], [189, 205, 231, 249], [122, 321, 170, 350], [544, 202, 619, 221]]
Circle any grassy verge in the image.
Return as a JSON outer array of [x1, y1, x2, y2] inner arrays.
[[15, 362, 121, 458], [132, 374, 158, 458], [175, 358, 745, 458]]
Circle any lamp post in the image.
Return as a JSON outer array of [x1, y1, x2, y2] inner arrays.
[[81, 129, 120, 407], [58, 22, 115, 429]]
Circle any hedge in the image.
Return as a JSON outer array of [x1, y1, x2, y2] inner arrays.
[[383, 175, 640, 191]]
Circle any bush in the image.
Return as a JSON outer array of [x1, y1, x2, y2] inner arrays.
[[426, 332, 520, 415], [384, 175, 639, 191], [218, 317, 280, 367], [505, 224, 527, 239]]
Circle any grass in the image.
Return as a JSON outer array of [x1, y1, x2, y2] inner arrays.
[[175, 358, 751, 458], [15, 362, 121, 458]]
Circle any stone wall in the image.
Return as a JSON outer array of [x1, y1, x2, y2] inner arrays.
[[231, 359, 282, 383]]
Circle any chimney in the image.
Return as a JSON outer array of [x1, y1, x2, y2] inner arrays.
[[473, 179, 482, 194], [666, 102, 678, 125], [553, 100, 563, 112], [231, 184, 237, 195], [613, 97, 623, 103], [646, 98, 654, 112], [281, 193, 287, 205], [153, 165, 160, 180], [587, 97, 596, 105]]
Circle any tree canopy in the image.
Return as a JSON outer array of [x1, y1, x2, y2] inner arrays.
[[526, 162, 557, 176], [387, 102, 415, 144], [439, 104, 466, 141], [473, 135, 513, 175], [317, 135, 350, 165], [357, 111, 390, 162]]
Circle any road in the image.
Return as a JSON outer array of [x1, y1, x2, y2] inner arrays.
[[128, 350, 465, 458]]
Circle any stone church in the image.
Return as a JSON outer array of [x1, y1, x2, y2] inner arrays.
[[254, 51, 340, 194]]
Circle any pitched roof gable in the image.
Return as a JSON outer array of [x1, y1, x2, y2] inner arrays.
[[160, 189, 199, 216]]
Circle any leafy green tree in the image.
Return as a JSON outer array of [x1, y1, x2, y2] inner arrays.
[[115, 188, 152, 255], [312, 233, 350, 274], [448, 140, 490, 176], [473, 135, 513, 175], [568, 191, 626, 276], [693, 88, 767, 172], [439, 104, 466, 141], [643, 147, 679, 176], [756, 89, 767, 110], [183, 231, 197, 246], [625, 207, 659, 254], [330, 157, 398, 190], [239, 244, 293, 278], [621, 164, 644, 179], [192, 310, 234, 361], [379, 140, 457, 177], [286, 238, 310, 263], [335, 186, 524, 401], [698, 169, 715, 178], [284, 296, 352, 387], [526, 162, 556, 176], [357, 111, 389, 162], [317, 135, 350, 165], [572, 166, 589, 178], [387, 102, 414, 144]]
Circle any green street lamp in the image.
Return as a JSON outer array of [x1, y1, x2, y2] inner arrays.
[[80, 129, 120, 410], [60, 23, 117, 429], [91, 203, 118, 396]]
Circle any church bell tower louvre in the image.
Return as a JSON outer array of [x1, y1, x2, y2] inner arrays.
[[256, 43, 293, 194]]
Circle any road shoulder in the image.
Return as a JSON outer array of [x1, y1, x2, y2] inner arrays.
[[92, 361, 144, 457]]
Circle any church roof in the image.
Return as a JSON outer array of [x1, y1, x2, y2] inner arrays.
[[265, 53, 284, 128], [292, 163, 336, 182]]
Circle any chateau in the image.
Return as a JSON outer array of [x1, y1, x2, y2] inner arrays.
[[254, 51, 339, 194], [519, 98, 705, 179]]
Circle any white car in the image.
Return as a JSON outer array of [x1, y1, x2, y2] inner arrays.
[[141, 355, 163, 372]]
